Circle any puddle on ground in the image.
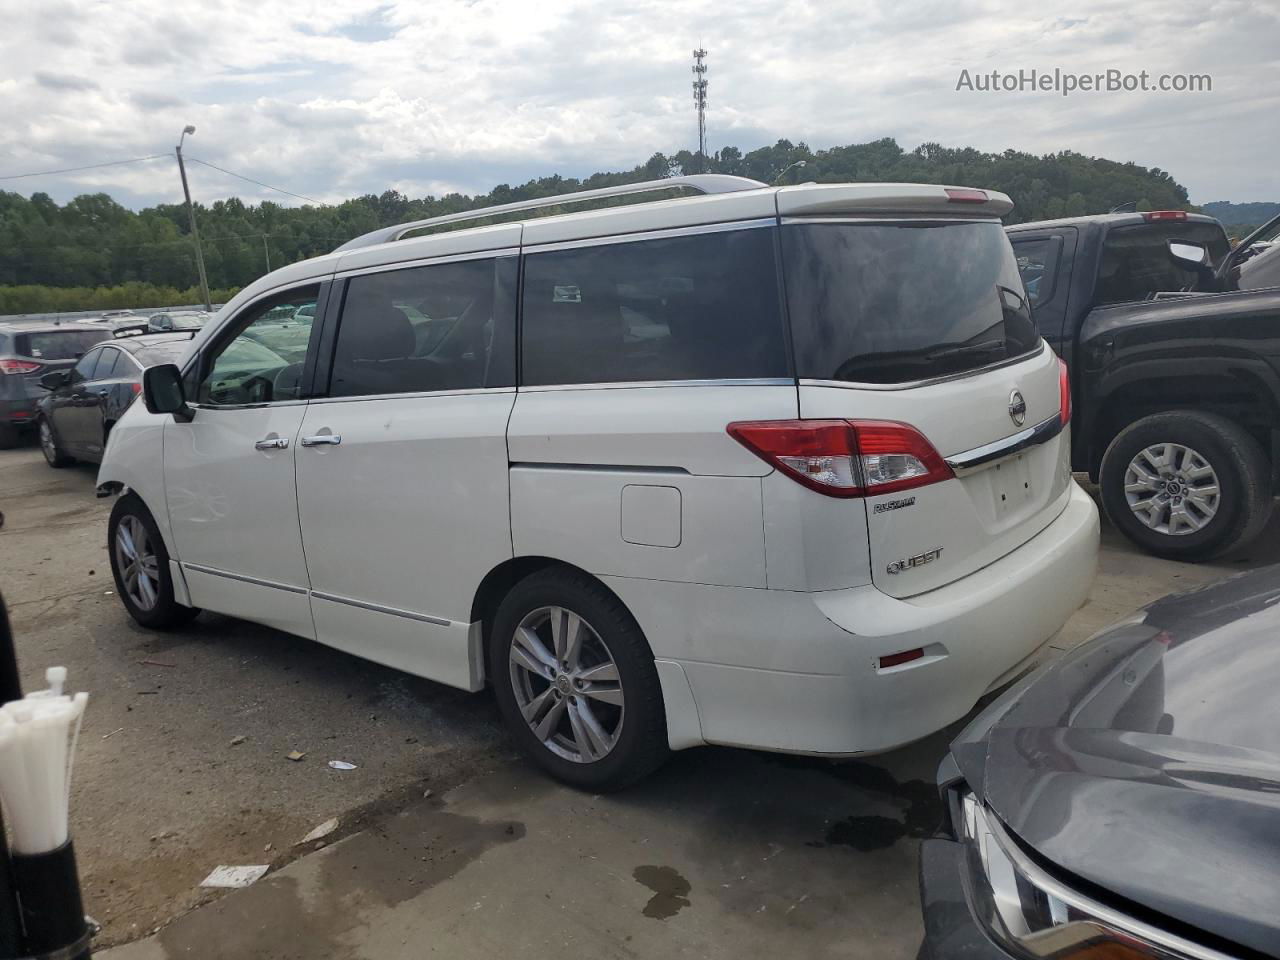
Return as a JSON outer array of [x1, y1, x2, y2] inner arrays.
[[632, 865, 691, 919]]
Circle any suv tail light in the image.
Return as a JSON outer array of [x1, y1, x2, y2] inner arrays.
[[0, 360, 41, 375], [1058, 358, 1071, 426], [1142, 210, 1187, 222], [727, 420, 954, 498]]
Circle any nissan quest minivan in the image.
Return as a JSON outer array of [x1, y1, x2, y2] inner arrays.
[[97, 175, 1099, 789]]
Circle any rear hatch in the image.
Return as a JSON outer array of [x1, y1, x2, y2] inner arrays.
[[6, 328, 111, 399], [782, 214, 1071, 598]]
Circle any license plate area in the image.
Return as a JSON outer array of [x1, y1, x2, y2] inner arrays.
[[989, 454, 1034, 520]]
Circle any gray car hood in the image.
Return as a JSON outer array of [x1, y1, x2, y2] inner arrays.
[[955, 566, 1280, 956]]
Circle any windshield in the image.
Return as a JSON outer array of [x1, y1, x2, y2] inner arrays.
[[15, 329, 111, 360], [782, 220, 1040, 384]]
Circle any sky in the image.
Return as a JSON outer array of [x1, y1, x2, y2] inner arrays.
[[0, 0, 1275, 211]]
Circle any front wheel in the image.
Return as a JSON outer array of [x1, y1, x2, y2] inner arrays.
[[489, 568, 669, 791], [1100, 411, 1272, 561], [38, 417, 73, 467], [108, 496, 200, 629]]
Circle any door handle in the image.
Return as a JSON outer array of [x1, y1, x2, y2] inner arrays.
[[254, 437, 290, 450], [300, 434, 342, 447]]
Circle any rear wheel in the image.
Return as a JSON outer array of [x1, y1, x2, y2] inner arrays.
[[108, 495, 200, 629], [1100, 411, 1271, 561], [489, 568, 668, 791], [38, 417, 73, 467]]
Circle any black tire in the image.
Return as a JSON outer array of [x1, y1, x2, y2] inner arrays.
[[0, 423, 18, 450], [489, 567, 669, 791], [38, 417, 73, 468], [107, 495, 200, 629], [1100, 411, 1272, 561]]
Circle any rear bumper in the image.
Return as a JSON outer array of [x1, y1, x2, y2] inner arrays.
[[0, 395, 38, 427], [919, 838, 1012, 959], [611, 480, 1099, 755]]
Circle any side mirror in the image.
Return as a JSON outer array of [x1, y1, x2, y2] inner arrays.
[[39, 371, 68, 391], [1168, 239, 1210, 268], [142, 364, 193, 421], [1167, 239, 1216, 291]]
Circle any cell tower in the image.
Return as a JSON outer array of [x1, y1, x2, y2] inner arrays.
[[692, 47, 708, 173]]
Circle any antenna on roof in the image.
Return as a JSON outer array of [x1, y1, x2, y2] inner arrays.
[[692, 47, 709, 174]]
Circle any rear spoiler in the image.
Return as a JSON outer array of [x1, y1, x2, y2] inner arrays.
[[111, 323, 150, 339]]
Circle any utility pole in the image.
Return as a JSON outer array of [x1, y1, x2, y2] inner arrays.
[[175, 125, 212, 311], [262, 234, 271, 273], [692, 48, 708, 173]]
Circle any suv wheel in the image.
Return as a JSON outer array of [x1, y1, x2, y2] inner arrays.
[[38, 417, 73, 467], [1100, 411, 1272, 561], [108, 495, 200, 629], [489, 568, 669, 791]]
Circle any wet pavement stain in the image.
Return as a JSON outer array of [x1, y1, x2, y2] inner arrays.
[[633, 865, 691, 919], [823, 814, 911, 851]]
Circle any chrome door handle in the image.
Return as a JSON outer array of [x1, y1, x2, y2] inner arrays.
[[300, 434, 341, 447], [254, 437, 289, 450]]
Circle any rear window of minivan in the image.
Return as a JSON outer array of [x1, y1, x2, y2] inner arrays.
[[521, 227, 788, 386], [782, 220, 1040, 385]]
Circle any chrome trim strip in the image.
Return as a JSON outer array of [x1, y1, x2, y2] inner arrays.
[[945, 414, 1064, 471], [186, 399, 309, 411], [978, 803, 1233, 960], [310, 591, 451, 627], [520, 377, 794, 393], [510, 462, 691, 476], [181, 562, 308, 595], [521, 217, 777, 254], [798, 342, 1047, 392], [780, 215, 996, 225], [307, 386, 515, 404], [332, 246, 521, 281]]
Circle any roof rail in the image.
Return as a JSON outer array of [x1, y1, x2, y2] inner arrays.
[[332, 174, 768, 252]]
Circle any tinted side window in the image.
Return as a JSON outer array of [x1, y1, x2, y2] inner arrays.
[[329, 257, 515, 398], [71, 349, 101, 381], [1011, 237, 1061, 307], [93, 348, 121, 379], [1096, 222, 1230, 305], [521, 227, 788, 386]]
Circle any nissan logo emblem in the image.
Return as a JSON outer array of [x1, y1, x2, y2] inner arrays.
[[1008, 389, 1027, 427]]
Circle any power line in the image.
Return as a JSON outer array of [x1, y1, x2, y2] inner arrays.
[[186, 157, 328, 206], [0, 154, 169, 181]]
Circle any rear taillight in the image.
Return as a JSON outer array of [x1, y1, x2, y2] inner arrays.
[[1142, 210, 1187, 222], [129, 382, 142, 396], [0, 360, 41, 375], [1058, 358, 1071, 426], [945, 188, 988, 204], [727, 419, 954, 498]]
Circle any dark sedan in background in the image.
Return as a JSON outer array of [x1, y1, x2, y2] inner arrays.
[[0, 320, 113, 449], [35, 332, 194, 467], [921, 568, 1280, 959]]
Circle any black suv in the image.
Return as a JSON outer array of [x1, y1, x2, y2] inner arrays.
[[1008, 210, 1280, 560]]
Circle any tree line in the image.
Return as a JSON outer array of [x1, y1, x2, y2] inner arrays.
[[0, 137, 1196, 314]]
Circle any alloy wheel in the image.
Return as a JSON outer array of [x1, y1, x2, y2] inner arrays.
[[1124, 442, 1220, 536], [508, 605, 624, 763], [115, 515, 161, 611]]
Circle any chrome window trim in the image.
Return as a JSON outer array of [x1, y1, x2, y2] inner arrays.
[[309, 386, 515, 405], [519, 377, 795, 393], [521, 217, 776, 255], [798, 342, 1048, 392], [186, 399, 309, 412], [182, 562, 308, 595], [976, 802, 1236, 960], [310, 591, 451, 627], [781, 215, 998, 225], [945, 413, 1064, 472], [332, 246, 520, 282]]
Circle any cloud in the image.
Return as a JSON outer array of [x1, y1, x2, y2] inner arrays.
[[0, 0, 1274, 209]]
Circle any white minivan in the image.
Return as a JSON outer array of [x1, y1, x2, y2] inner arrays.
[[98, 175, 1099, 789]]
